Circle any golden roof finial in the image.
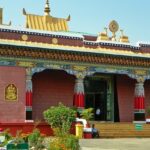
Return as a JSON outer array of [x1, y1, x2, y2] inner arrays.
[[119, 29, 129, 43], [44, 0, 51, 16], [0, 8, 11, 26], [23, 1, 70, 32], [97, 27, 109, 41], [109, 20, 119, 41]]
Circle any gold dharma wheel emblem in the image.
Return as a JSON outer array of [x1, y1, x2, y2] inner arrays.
[[22, 34, 28, 41], [52, 38, 58, 44], [109, 20, 119, 33]]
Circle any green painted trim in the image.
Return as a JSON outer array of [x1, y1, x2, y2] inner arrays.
[[0, 56, 149, 71]]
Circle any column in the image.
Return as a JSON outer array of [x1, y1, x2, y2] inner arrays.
[[134, 79, 145, 122], [73, 73, 85, 109], [25, 68, 33, 121]]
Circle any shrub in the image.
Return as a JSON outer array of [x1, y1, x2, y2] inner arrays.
[[13, 130, 25, 145], [49, 134, 79, 150], [28, 128, 45, 150], [43, 103, 76, 136], [0, 129, 12, 147]]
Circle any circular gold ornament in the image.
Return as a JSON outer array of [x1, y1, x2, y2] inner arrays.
[[22, 34, 28, 41], [52, 38, 58, 44], [109, 20, 119, 33]]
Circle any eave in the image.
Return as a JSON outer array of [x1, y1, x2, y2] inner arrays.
[[0, 43, 150, 68]]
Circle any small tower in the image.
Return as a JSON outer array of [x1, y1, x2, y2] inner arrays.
[[44, 0, 50, 16], [23, 0, 70, 32]]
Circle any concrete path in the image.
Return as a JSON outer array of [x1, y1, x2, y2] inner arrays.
[[80, 138, 150, 150]]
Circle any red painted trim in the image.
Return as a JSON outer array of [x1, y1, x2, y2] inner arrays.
[[26, 91, 33, 106], [0, 122, 75, 136], [73, 93, 84, 108], [134, 96, 145, 109]]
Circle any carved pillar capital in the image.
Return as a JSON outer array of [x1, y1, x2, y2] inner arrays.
[[26, 68, 33, 91], [135, 82, 144, 97]]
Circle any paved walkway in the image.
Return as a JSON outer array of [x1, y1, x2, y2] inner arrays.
[[80, 138, 150, 150]]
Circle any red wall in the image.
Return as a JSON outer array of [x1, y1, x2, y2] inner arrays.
[[0, 66, 26, 123], [117, 75, 136, 122], [145, 80, 150, 110], [117, 75, 150, 122], [32, 69, 75, 121]]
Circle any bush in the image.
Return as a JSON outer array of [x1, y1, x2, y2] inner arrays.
[[0, 129, 12, 147], [49, 134, 80, 150], [28, 128, 45, 150], [43, 103, 76, 136]]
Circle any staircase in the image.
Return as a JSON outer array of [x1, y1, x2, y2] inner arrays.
[[91, 122, 150, 138]]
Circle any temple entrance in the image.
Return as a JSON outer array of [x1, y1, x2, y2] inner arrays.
[[84, 75, 114, 121]]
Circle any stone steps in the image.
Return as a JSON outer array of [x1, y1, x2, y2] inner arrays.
[[92, 122, 150, 138]]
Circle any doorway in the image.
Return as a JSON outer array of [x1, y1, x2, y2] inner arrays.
[[84, 77, 107, 121]]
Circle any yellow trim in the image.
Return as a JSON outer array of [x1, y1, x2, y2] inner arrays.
[[0, 39, 150, 58]]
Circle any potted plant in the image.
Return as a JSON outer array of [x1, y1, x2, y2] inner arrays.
[[80, 108, 94, 127], [146, 106, 150, 123], [80, 108, 94, 121]]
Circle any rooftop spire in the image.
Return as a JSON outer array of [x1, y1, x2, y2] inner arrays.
[[44, 0, 50, 16]]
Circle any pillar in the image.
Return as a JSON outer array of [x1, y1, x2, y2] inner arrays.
[[25, 68, 33, 121], [73, 74, 85, 109], [134, 80, 145, 121]]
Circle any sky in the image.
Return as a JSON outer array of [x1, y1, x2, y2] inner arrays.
[[0, 0, 150, 44]]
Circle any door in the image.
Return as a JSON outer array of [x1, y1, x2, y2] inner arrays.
[[85, 78, 107, 121]]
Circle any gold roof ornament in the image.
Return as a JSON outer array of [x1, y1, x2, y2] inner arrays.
[[119, 29, 129, 43], [97, 20, 130, 43], [109, 20, 119, 41], [23, 0, 70, 32], [0, 8, 11, 26], [97, 27, 109, 41], [44, 0, 50, 16]]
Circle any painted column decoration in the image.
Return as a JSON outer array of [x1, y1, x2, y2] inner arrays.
[[73, 73, 85, 109], [25, 68, 33, 120], [134, 78, 145, 121]]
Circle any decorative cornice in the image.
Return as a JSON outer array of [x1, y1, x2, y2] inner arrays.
[[0, 27, 149, 51], [0, 44, 150, 67]]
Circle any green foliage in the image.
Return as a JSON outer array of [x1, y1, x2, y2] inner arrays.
[[12, 130, 25, 145], [43, 103, 76, 136], [28, 128, 45, 150], [49, 134, 80, 150], [81, 108, 94, 121], [0, 129, 12, 147]]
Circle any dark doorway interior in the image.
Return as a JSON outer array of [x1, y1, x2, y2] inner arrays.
[[84, 78, 107, 121], [114, 76, 120, 122]]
